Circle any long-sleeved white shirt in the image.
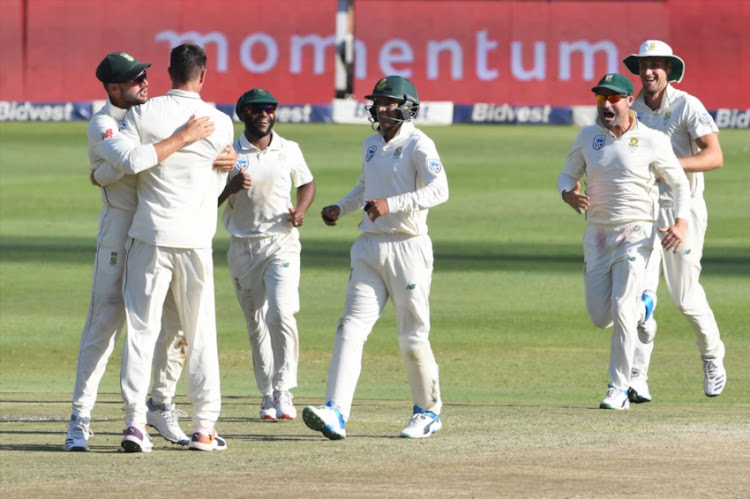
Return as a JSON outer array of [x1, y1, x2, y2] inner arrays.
[[118, 89, 234, 249], [631, 84, 719, 203], [558, 111, 690, 225], [335, 122, 449, 236], [223, 131, 314, 239]]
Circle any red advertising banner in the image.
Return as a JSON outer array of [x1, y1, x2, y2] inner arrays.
[[1, 0, 748, 108]]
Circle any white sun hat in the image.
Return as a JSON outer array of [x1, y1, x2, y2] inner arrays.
[[622, 40, 685, 83]]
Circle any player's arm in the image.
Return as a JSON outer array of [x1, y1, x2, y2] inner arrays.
[[218, 167, 252, 207], [652, 136, 690, 252], [93, 115, 214, 176], [558, 133, 589, 215], [679, 132, 723, 173], [288, 180, 316, 227]]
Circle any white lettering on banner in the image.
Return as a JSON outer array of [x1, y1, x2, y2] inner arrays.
[[472, 104, 552, 124], [154, 30, 618, 82], [512, 41, 546, 81], [290, 34, 336, 74], [275, 105, 313, 123], [715, 109, 750, 128], [427, 39, 463, 79], [476, 31, 499, 81], [559, 40, 618, 80], [155, 30, 229, 72], [380, 39, 414, 77], [0, 102, 74, 121], [239, 33, 279, 72]]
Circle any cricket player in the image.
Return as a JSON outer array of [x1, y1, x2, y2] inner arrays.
[[303, 75, 449, 439], [118, 43, 234, 452], [558, 73, 691, 410], [219, 88, 316, 421], [65, 51, 227, 452], [622, 40, 727, 402]]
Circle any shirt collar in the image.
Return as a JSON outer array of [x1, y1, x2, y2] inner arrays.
[[103, 98, 128, 121], [165, 88, 202, 99], [238, 130, 281, 152]]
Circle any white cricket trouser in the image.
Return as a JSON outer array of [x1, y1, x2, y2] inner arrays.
[[583, 222, 654, 392], [121, 239, 221, 430], [71, 207, 184, 419], [633, 198, 724, 375], [326, 233, 441, 421], [227, 231, 301, 396]]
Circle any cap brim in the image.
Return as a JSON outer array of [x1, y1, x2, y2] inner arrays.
[[591, 84, 630, 96], [121, 62, 151, 83]]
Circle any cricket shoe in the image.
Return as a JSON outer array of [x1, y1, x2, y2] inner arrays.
[[121, 425, 154, 453], [703, 357, 727, 397], [260, 395, 277, 420], [600, 386, 630, 410], [400, 405, 442, 439], [637, 290, 658, 344], [64, 416, 92, 452], [146, 398, 189, 445], [302, 401, 346, 440], [188, 428, 227, 451], [628, 369, 652, 403], [274, 390, 297, 420]]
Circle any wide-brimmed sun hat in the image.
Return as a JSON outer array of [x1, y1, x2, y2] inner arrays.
[[622, 40, 685, 83]]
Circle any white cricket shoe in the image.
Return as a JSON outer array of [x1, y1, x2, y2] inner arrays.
[[188, 428, 227, 451], [600, 386, 630, 410], [400, 406, 442, 439], [260, 395, 277, 420], [628, 369, 652, 403], [703, 357, 727, 397], [64, 416, 92, 452], [302, 402, 346, 440], [274, 390, 297, 420], [637, 290, 658, 344], [121, 425, 154, 453], [146, 398, 189, 445]]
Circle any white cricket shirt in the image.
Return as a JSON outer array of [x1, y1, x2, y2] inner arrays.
[[119, 89, 234, 249], [223, 131, 314, 239], [559, 111, 690, 225], [335, 122, 449, 236], [631, 84, 719, 202]]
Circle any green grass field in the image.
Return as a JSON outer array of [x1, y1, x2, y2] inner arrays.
[[1, 122, 749, 497]]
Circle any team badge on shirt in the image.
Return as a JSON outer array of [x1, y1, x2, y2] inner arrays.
[[366, 145, 377, 162], [593, 135, 605, 150], [664, 111, 672, 121], [233, 157, 248, 175], [426, 158, 442, 174], [393, 147, 402, 157], [109, 251, 118, 266], [101, 129, 113, 140], [629, 137, 640, 148], [699, 112, 712, 123]]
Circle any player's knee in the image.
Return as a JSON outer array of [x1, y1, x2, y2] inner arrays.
[[398, 336, 430, 361]]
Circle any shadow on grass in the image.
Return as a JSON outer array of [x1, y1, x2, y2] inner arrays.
[[1, 236, 748, 276]]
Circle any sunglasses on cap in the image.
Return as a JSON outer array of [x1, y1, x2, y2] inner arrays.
[[246, 103, 277, 114], [127, 71, 147, 85], [595, 93, 627, 104]]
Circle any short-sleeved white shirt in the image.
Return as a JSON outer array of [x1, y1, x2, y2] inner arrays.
[[631, 85, 718, 202], [119, 89, 234, 249], [560, 112, 690, 225], [335, 122, 449, 236], [222, 131, 314, 239]]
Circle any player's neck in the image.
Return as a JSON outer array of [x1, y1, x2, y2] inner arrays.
[[644, 87, 667, 111]]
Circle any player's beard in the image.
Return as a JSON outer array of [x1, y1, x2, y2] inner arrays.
[[120, 84, 148, 106], [243, 114, 274, 139]]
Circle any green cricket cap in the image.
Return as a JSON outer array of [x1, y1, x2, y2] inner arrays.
[[96, 52, 151, 84], [235, 88, 279, 115], [591, 73, 634, 96]]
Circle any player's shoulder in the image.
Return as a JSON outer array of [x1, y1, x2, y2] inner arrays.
[[87, 108, 121, 141]]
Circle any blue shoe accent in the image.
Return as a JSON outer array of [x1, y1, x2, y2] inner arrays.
[[642, 290, 656, 322], [412, 405, 438, 418]]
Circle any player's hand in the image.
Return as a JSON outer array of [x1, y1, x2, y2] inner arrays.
[[659, 218, 687, 253], [228, 168, 252, 194], [562, 182, 589, 215], [364, 198, 389, 222], [213, 146, 238, 172], [288, 207, 305, 227], [321, 205, 341, 226], [90, 170, 101, 187], [181, 115, 215, 143]]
